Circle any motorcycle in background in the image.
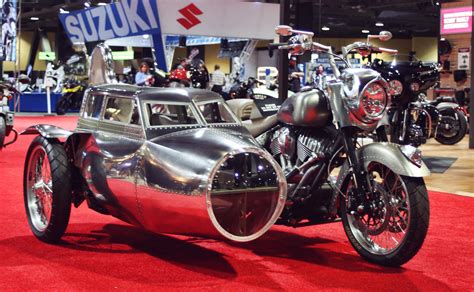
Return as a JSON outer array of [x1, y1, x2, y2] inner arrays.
[[0, 81, 18, 148], [237, 25, 430, 266], [346, 45, 468, 146], [55, 78, 85, 115]]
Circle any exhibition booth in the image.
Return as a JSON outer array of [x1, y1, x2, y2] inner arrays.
[[0, 0, 472, 290]]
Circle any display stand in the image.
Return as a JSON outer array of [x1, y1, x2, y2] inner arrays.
[[44, 76, 54, 116]]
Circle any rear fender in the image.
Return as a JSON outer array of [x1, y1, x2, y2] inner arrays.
[[436, 102, 460, 111], [21, 124, 72, 139]]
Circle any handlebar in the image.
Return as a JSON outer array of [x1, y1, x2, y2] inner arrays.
[[377, 47, 398, 54]]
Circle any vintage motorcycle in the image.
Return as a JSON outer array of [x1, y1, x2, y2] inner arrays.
[[360, 50, 467, 146], [237, 26, 430, 266]]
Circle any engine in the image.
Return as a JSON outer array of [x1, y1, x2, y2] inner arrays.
[[270, 127, 339, 171]]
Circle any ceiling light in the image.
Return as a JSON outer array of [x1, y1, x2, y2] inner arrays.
[[375, 22, 384, 27], [362, 29, 370, 34], [322, 26, 330, 31], [30, 17, 39, 21], [59, 8, 69, 14], [97, 2, 107, 5], [84, 2, 91, 8], [440, 37, 446, 41]]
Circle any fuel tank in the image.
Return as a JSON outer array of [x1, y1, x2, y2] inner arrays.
[[277, 89, 331, 127]]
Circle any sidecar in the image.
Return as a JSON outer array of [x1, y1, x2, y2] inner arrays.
[[21, 84, 287, 243]]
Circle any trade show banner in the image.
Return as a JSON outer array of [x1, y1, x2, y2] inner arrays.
[[157, 0, 279, 39], [59, 0, 164, 43], [0, 0, 17, 61], [59, 0, 279, 42]]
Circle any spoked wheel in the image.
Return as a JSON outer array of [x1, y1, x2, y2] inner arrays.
[[0, 117, 5, 148], [24, 136, 72, 243], [340, 162, 429, 266], [435, 110, 467, 145]]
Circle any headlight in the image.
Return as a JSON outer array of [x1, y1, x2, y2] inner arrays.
[[409, 81, 420, 92], [353, 82, 388, 122], [388, 80, 403, 96]]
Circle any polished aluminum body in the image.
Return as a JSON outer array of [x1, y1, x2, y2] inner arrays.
[[23, 84, 287, 242]]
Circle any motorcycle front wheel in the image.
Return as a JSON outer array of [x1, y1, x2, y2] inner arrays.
[[435, 110, 467, 145], [55, 94, 73, 115], [0, 117, 5, 148], [340, 162, 429, 266]]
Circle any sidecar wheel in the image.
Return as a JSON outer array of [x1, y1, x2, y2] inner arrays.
[[0, 117, 5, 148], [24, 136, 72, 243], [435, 110, 467, 145], [340, 162, 429, 266]]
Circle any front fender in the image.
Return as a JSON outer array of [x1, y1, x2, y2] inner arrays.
[[21, 124, 72, 139], [336, 142, 430, 191]]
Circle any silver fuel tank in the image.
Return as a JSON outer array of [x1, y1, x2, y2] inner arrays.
[[277, 89, 331, 127]]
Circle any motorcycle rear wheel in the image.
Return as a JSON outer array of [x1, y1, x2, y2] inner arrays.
[[340, 162, 429, 266], [435, 110, 467, 145], [24, 136, 72, 243], [0, 117, 5, 148]]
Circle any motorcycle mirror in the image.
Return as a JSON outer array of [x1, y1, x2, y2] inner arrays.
[[379, 31, 392, 41], [275, 25, 293, 36]]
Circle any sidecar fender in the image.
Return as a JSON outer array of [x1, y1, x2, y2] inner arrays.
[[336, 142, 430, 190], [21, 124, 73, 139]]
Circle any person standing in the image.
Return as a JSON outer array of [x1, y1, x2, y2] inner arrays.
[[135, 62, 153, 86], [210, 64, 226, 95], [288, 57, 303, 92]]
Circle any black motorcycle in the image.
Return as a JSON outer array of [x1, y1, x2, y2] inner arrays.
[[368, 53, 467, 146], [239, 26, 430, 266], [228, 76, 261, 99], [55, 78, 85, 115]]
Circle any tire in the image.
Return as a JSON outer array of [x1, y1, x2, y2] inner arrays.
[[23, 136, 72, 243], [0, 117, 5, 148], [340, 162, 429, 266], [435, 110, 467, 145], [56, 95, 72, 115]]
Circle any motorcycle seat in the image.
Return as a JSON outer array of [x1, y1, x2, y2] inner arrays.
[[226, 99, 254, 120], [242, 115, 278, 137]]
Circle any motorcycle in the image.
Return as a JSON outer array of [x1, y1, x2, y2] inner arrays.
[[358, 49, 468, 146], [55, 78, 85, 115], [0, 81, 18, 148], [237, 26, 430, 266]]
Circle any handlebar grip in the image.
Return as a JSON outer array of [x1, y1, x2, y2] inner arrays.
[[378, 47, 398, 54], [268, 43, 288, 49]]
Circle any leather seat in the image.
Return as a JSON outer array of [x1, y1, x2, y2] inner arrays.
[[226, 99, 254, 120], [243, 114, 278, 137]]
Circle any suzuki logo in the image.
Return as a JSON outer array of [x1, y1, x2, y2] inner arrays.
[[177, 3, 203, 30]]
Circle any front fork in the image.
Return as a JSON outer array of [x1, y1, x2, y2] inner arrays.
[[341, 128, 372, 204]]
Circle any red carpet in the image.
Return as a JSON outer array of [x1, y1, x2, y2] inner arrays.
[[0, 116, 473, 290]]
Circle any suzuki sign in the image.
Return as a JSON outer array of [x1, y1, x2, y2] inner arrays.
[[59, 0, 279, 42]]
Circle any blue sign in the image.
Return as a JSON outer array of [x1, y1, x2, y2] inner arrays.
[[59, 0, 163, 43], [59, 0, 167, 71]]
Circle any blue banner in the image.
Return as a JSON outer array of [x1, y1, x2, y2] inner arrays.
[[59, 0, 163, 43]]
